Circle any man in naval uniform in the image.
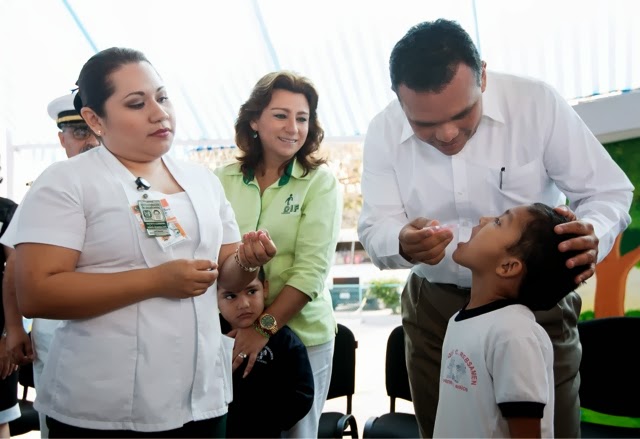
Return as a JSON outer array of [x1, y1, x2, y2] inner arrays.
[[48, 92, 101, 158]]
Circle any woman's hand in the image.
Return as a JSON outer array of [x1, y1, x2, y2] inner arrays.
[[6, 326, 34, 366], [0, 337, 18, 380], [228, 325, 269, 378], [153, 259, 218, 299], [237, 230, 277, 270]]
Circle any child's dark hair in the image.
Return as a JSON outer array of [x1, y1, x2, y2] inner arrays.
[[258, 266, 266, 283], [507, 203, 587, 311]]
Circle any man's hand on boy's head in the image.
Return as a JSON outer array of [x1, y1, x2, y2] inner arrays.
[[553, 205, 577, 221], [553, 205, 598, 284], [399, 218, 453, 265]]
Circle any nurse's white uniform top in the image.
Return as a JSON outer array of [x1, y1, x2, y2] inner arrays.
[[14, 146, 238, 431]]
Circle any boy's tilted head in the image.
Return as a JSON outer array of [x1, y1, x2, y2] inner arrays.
[[453, 203, 586, 311], [218, 269, 268, 330]]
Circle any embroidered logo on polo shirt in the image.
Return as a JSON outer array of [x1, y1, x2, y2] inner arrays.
[[256, 346, 274, 365], [282, 193, 300, 214], [442, 349, 478, 392]]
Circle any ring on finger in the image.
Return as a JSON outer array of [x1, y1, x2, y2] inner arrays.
[[238, 352, 247, 359]]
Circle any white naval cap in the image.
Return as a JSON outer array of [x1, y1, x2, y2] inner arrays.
[[47, 92, 84, 128]]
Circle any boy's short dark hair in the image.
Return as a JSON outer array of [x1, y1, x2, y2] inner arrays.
[[507, 203, 587, 311]]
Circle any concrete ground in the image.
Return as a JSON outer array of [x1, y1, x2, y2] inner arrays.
[[323, 309, 415, 433]]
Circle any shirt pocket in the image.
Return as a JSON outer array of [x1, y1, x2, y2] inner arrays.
[[488, 158, 548, 211], [220, 335, 234, 404], [51, 334, 136, 421]]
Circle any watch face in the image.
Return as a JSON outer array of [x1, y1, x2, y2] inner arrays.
[[260, 314, 276, 329]]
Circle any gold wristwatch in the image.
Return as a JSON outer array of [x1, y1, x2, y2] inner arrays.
[[254, 313, 278, 338]]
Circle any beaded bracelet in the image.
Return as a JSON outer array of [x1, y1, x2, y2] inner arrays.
[[253, 322, 270, 339], [234, 247, 259, 272]]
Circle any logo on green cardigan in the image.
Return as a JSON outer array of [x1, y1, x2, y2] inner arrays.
[[282, 193, 300, 214]]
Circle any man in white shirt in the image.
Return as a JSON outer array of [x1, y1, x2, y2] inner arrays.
[[1, 92, 99, 438], [358, 19, 633, 438]]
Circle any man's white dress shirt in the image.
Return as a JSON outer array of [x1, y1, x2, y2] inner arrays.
[[358, 71, 633, 288]]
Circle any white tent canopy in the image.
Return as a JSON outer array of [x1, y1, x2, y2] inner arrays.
[[1, 0, 639, 198], [2, 0, 639, 144]]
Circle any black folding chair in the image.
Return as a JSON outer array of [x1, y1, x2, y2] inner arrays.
[[363, 325, 419, 438], [578, 316, 640, 438], [318, 323, 359, 438]]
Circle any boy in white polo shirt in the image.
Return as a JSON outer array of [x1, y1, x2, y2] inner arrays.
[[433, 203, 588, 438]]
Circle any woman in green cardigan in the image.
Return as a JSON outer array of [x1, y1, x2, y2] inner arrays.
[[215, 70, 342, 438]]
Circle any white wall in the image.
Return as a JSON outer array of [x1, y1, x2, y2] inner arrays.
[[572, 90, 640, 144]]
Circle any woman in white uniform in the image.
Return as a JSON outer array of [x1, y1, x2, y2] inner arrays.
[[13, 47, 276, 438]]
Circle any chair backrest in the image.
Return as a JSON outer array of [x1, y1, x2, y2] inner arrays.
[[385, 325, 412, 411], [362, 325, 419, 438], [318, 324, 359, 439], [327, 323, 358, 408], [578, 316, 640, 419]]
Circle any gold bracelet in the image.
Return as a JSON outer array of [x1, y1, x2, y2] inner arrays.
[[234, 247, 259, 272], [254, 322, 270, 339]]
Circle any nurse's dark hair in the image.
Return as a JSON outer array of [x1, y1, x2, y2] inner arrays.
[[389, 19, 483, 93], [507, 203, 586, 311], [73, 47, 150, 118]]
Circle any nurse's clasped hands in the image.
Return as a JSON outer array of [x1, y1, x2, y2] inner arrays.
[[153, 258, 219, 298], [149, 230, 277, 301]]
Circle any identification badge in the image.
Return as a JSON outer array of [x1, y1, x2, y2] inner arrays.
[[137, 200, 170, 237], [131, 199, 188, 249]]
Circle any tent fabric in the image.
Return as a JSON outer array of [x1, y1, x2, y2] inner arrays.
[[1, 0, 639, 147]]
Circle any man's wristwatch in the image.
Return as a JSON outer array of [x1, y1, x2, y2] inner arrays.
[[254, 313, 278, 338]]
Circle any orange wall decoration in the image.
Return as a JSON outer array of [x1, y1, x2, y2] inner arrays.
[[594, 234, 640, 317]]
